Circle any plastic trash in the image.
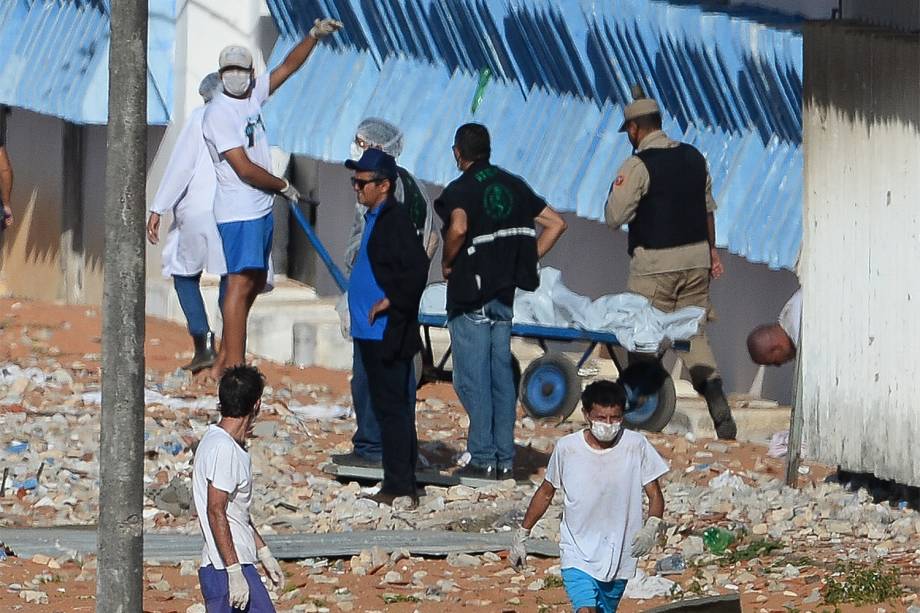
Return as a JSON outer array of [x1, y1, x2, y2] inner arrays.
[[14, 478, 38, 491], [655, 553, 687, 575], [702, 527, 735, 554], [160, 442, 183, 456], [6, 442, 28, 454]]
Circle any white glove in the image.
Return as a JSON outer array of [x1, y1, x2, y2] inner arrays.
[[226, 563, 250, 609], [309, 18, 343, 39], [258, 545, 285, 590], [508, 526, 529, 571], [336, 293, 351, 340], [630, 516, 662, 558], [280, 179, 301, 203]]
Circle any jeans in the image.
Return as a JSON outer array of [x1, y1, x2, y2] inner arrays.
[[351, 343, 417, 460], [174, 274, 227, 337], [356, 339, 418, 495], [198, 564, 276, 613], [447, 298, 516, 470]]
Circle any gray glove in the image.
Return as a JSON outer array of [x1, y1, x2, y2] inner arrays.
[[280, 179, 301, 203], [226, 563, 250, 609], [508, 526, 529, 570], [630, 516, 662, 558], [309, 18, 344, 39]]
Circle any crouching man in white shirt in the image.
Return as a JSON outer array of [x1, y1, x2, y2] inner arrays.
[[510, 380, 668, 613], [193, 365, 284, 612]]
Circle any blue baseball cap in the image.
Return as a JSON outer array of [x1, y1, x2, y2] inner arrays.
[[345, 148, 397, 179]]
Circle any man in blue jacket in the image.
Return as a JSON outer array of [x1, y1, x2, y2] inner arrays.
[[345, 148, 429, 506]]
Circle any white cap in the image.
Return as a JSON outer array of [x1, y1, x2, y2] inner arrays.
[[218, 45, 253, 70]]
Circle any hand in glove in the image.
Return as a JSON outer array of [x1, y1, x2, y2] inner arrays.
[[630, 516, 662, 558], [226, 563, 250, 609], [309, 18, 344, 39], [258, 545, 285, 590], [280, 179, 301, 203], [508, 526, 529, 571]]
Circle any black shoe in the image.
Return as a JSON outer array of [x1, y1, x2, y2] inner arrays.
[[496, 467, 515, 481], [455, 464, 495, 480], [331, 451, 382, 469], [700, 378, 737, 440], [182, 331, 217, 374]]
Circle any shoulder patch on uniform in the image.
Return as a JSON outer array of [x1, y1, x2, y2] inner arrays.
[[614, 175, 625, 187]]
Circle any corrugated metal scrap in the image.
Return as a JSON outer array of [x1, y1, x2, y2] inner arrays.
[[0, 0, 174, 125], [263, 0, 804, 270]]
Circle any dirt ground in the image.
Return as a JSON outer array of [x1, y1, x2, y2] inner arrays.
[[0, 297, 918, 613]]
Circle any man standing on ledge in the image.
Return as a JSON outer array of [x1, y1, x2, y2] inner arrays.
[[606, 90, 737, 440], [437, 123, 567, 480], [203, 17, 342, 377], [345, 148, 429, 506]]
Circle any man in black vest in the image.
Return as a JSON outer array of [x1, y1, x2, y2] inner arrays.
[[437, 123, 567, 479], [606, 96, 737, 440]]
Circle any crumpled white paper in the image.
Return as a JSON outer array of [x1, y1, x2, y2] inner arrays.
[[623, 569, 675, 599]]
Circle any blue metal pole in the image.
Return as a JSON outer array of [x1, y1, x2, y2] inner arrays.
[[288, 199, 349, 293]]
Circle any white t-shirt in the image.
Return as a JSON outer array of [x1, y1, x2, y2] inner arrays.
[[202, 74, 274, 224], [192, 425, 257, 568], [545, 429, 669, 582], [778, 289, 802, 348]]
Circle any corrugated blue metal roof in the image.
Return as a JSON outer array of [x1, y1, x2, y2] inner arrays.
[[0, 0, 174, 125], [263, 0, 803, 270]]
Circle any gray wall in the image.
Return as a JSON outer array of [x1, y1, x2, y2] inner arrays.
[[288, 158, 799, 403]]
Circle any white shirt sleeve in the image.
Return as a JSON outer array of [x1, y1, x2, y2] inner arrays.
[[252, 73, 271, 107], [778, 289, 803, 347], [201, 439, 244, 494], [545, 444, 563, 489], [149, 110, 203, 214], [639, 436, 669, 486], [203, 104, 245, 156]]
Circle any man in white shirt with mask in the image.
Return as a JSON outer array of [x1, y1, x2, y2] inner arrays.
[[203, 17, 342, 377], [509, 380, 668, 612]]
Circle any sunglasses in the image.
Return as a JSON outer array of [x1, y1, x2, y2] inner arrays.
[[350, 177, 385, 190]]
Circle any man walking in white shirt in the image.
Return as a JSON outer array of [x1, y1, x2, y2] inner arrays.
[[147, 73, 227, 373], [193, 365, 284, 612], [203, 17, 342, 376], [510, 380, 668, 612]]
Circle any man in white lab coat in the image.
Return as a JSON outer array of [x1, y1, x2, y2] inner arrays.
[[147, 73, 228, 373]]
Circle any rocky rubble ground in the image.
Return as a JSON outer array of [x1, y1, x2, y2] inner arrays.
[[1, 299, 919, 611]]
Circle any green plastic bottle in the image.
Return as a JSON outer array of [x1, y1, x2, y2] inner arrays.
[[702, 527, 735, 554]]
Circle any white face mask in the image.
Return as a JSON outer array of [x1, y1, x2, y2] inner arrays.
[[221, 70, 251, 97], [590, 420, 621, 442], [349, 141, 365, 161]]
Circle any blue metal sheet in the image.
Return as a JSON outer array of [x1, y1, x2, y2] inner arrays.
[[263, 0, 803, 270], [0, 0, 174, 125]]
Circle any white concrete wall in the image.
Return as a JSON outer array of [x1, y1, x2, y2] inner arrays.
[[801, 23, 920, 484]]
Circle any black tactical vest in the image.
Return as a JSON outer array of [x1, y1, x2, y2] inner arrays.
[[628, 143, 708, 255]]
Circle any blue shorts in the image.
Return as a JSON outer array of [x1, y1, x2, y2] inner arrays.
[[198, 564, 276, 612], [562, 567, 628, 612], [217, 213, 273, 274]]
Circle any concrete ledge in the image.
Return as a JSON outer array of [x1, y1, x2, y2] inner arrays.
[[664, 397, 791, 443]]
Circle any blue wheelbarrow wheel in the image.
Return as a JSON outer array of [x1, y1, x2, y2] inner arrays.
[[622, 372, 677, 432], [519, 354, 580, 420]]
